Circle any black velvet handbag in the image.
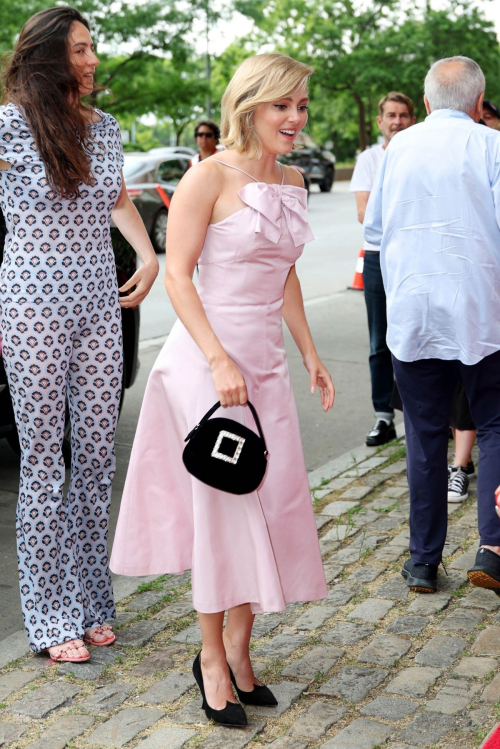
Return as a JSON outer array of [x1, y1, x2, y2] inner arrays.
[[182, 401, 268, 495]]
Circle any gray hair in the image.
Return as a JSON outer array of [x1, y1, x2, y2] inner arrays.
[[424, 56, 485, 114]]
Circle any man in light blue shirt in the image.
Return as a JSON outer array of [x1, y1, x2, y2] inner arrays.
[[364, 55, 500, 595]]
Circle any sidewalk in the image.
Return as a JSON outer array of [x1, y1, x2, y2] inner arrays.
[[0, 434, 498, 749]]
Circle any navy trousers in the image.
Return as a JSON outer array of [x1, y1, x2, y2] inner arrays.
[[363, 251, 394, 416], [393, 351, 500, 565]]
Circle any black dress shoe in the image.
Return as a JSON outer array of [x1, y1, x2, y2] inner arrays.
[[366, 419, 397, 447], [192, 652, 247, 727], [401, 559, 437, 593], [468, 548, 500, 590], [228, 666, 278, 707]]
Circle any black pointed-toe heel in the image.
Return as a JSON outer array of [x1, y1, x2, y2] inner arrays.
[[192, 652, 247, 727], [228, 665, 278, 707]]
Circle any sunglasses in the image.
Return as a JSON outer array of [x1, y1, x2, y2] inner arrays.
[[195, 131, 214, 138]]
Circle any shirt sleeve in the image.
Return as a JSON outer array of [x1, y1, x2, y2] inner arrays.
[[349, 150, 374, 192], [363, 150, 388, 247], [107, 114, 124, 171], [0, 105, 23, 168], [116, 126, 125, 171], [490, 137, 500, 234]]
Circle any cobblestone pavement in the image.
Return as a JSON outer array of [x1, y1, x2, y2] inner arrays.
[[1, 435, 499, 749]]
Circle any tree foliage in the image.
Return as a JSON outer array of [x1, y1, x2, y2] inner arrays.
[[234, 0, 500, 158], [0, 0, 499, 160], [0, 0, 210, 129]]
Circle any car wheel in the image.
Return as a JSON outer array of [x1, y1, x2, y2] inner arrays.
[[151, 207, 168, 253], [319, 168, 334, 193]]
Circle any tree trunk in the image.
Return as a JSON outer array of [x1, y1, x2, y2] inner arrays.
[[351, 91, 368, 152], [176, 122, 187, 146]]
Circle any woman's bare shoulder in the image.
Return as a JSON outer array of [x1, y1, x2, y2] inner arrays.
[[177, 157, 225, 191], [169, 157, 227, 218], [281, 163, 305, 188]]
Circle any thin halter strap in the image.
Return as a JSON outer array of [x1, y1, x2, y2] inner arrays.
[[212, 160, 285, 186]]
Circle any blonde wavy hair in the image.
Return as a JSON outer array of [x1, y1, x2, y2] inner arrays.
[[220, 53, 313, 159]]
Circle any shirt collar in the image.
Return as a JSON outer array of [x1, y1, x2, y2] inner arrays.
[[426, 109, 473, 122]]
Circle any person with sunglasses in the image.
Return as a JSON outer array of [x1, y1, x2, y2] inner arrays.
[[190, 120, 221, 165]]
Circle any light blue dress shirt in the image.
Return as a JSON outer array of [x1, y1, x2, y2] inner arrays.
[[364, 109, 500, 365]]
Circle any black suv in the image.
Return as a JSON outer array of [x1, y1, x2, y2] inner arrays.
[[279, 133, 336, 192], [0, 212, 140, 459]]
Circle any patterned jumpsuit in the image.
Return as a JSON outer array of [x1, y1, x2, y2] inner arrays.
[[0, 104, 124, 652]]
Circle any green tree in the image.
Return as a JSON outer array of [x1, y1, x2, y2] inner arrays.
[[235, 0, 500, 159], [97, 56, 207, 141], [0, 0, 47, 52], [0, 0, 210, 126]]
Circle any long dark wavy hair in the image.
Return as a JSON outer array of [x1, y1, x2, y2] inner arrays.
[[3, 6, 96, 198]]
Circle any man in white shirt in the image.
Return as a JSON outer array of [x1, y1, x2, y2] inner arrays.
[[350, 92, 415, 447], [365, 56, 500, 595]]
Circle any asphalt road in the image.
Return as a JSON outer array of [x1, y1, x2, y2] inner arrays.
[[0, 181, 394, 640]]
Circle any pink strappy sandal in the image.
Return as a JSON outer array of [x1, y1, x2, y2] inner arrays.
[[46, 639, 90, 663], [84, 624, 116, 646]]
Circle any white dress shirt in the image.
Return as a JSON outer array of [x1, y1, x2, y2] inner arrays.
[[349, 144, 385, 251], [364, 109, 500, 365]]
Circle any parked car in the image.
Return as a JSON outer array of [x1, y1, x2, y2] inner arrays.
[[279, 133, 335, 192], [123, 152, 191, 252], [149, 146, 196, 158], [0, 212, 140, 461]]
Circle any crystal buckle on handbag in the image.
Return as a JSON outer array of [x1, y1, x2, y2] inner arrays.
[[212, 430, 246, 465]]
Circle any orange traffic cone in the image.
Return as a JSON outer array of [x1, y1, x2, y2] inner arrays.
[[348, 249, 365, 290]]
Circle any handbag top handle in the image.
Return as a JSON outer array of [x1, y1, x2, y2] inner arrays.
[[185, 400, 268, 454]]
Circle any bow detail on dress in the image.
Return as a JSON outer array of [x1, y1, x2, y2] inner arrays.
[[238, 182, 314, 248]]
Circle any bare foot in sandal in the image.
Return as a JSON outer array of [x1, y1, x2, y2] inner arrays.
[[47, 638, 90, 662], [84, 624, 116, 646]]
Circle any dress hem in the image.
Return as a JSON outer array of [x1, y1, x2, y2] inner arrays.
[[194, 589, 327, 615], [109, 563, 327, 614]]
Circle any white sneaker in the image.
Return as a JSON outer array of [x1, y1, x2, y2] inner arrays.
[[448, 467, 469, 503]]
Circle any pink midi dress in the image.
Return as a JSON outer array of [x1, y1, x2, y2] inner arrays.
[[110, 162, 328, 613]]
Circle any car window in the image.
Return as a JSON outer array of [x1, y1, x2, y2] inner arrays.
[[157, 159, 189, 184], [123, 160, 147, 179]]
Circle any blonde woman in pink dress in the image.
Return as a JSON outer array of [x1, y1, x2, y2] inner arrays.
[[110, 53, 335, 727]]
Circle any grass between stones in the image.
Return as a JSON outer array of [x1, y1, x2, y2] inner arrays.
[[1, 440, 497, 748]]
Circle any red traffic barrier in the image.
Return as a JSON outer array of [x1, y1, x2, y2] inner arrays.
[[481, 723, 500, 749], [348, 248, 365, 290], [156, 183, 171, 209]]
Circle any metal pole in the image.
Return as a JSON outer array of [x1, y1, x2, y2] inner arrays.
[[206, 0, 212, 118]]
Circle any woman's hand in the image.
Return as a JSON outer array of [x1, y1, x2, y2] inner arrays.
[[119, 261, 159, 308], [495, 486, 500, 518], [304, 352, 335, 412], [211, 356, 248, 408]]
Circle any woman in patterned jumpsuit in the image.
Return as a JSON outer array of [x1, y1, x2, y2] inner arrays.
[[0, 7, 158, 661]]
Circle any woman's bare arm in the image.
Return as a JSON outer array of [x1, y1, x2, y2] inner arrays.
[[164, 162, 247, 407], [282, 265, 335, 411], [111, 177, 159, 307]]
